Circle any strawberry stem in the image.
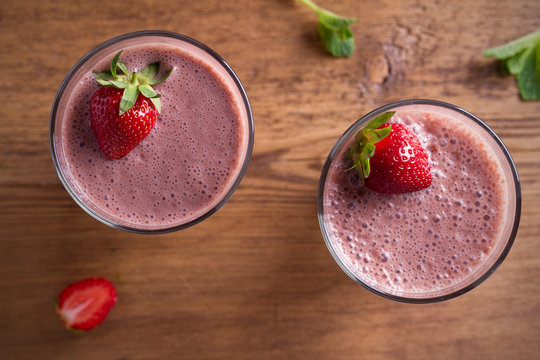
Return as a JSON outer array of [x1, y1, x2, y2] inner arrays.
[[347, 111, 395, 181], [92, 50, 174, 115]]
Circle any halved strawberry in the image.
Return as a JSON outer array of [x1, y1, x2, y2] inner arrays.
[[348, 111, 432, 194], [90, 50, 173, 159], [56, 277, 117, 331]]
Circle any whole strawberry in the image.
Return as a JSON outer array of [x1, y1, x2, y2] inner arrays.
[[90, 51, 173, 159], [348, 111, 432, 194], [56, 277, 117, 331]]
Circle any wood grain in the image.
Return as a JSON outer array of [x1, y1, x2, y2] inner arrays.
[[1, 0, 539, 359]]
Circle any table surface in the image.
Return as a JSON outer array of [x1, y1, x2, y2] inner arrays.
[[1, 0, 540, 359]]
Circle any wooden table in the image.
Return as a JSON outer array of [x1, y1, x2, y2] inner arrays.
[[1, 0, 539, 359]]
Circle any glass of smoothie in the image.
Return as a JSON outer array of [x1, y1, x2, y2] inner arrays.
[[50, 31, 254, 234], [318, 99, 521, 303]]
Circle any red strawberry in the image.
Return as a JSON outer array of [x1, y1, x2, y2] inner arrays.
[[90, 50, 173, 159], [91, 87, 157, 159], [56, 277, 117, 331], [348, 111, 432, 194]]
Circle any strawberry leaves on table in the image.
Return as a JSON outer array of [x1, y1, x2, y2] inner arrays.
[[297, 0, 358, 58], [483, 29, 540, 101], [93, 50, 173, 114]]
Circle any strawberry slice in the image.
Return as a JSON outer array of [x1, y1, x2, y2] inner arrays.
[[90, 50, 173, 159], [348, 111, 432, 194], [56, 277, 117, 331]]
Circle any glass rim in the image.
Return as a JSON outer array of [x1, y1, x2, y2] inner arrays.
[[317, 99, 522, 304], [49, 30, 254, 234]]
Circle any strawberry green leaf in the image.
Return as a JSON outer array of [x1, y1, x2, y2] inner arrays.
[[96, 79, 112, 86], [110, 51, 122, 78], [110, 80, 128, 89], [93, 72, 116, 81], [139, 84, 158, 98], [347, 111, 395, 181], [364, 142, 375, 158], [116, 62, 129, 76], [92, 50, 174, 114], [148, 68, 174, 86], [149, 97, 162, 114], [365, 126, 392, 143], [119, 84, 139, 115], [140, 62, 159, 79], [366, 111, 395, 130], [360, 146, 372, 178]]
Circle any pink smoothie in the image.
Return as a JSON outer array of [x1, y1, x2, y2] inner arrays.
[[55, 40, 251, 231], [322, 106, 514, 299]]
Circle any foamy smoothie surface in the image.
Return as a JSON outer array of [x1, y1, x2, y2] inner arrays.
[[323, 109, 510, 298], [58, 43, 249, 230]]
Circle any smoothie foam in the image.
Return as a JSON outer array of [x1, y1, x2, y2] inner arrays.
[[52, 34, 252, 231], [321, 103, 519, 300]]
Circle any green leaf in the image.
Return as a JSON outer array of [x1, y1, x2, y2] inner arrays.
[[149, 97, 162, 114], [297, 0, 358, 58], [318, 9, 357, 29], [96, 79, 112, 86], [110, 80, 128, 89], [536, 42, 540, 78], [93, 71, 115, 81], [516, 46, 540, 100], [483, 29, 540, 101], [318, 22, 355, 58], [147, 68, 174, 85], [359, 155, 369, 179], [119, 84, 139, 115], [483, 30, 540, 59], [116, 62, 129, 75], [110, 51, 122, 78], [354, 142, 373, 179], [139, 84, 157, 98], [366, 111, 396, 130], [346, 111, 395, 184], [366, 126, 392, 143], [140, 62, 159, 79], [505, 49, 529, 75], [93, 49, 174, 112], [363, 142, 375, 159]]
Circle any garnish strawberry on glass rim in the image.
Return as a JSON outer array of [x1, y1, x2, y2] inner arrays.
[[90, 50, 173, 159], [347, 111, 432, 194], [56, 277, 117, 332]]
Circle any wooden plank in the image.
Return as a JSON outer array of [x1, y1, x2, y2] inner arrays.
[[1, 0, 539, 359]]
